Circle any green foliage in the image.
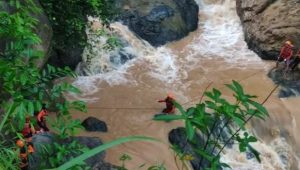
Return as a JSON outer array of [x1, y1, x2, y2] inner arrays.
[[0, 0, 86, 168], [0, 143, 19, 170], [39, 0, 116, 50], [103, 34, 123, 51], [39, 141, 88, 169], [52, 136, 157, 170], [118, 153, 132, 170], [154, 81, 269, 169], [147, 163, 167, 170]]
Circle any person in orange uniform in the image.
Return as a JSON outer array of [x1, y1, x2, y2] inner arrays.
[[16, 140, 34, 170], [21, 117, 36, 142], [276, 41, 294, 70], [158, 93, 176, 114], [37, 105, 49, 132]]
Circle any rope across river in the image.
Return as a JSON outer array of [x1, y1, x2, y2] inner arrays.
[[87, 69, 276, 111]]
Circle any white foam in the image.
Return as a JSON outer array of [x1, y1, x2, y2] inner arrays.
[[187, 0, 263, 69], [73, 19, 181, 95], [222, 137, 291, 170]]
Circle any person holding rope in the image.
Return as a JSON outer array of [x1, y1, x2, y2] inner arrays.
[[158, 92, 176, 114], [276, 41, 294, 71]]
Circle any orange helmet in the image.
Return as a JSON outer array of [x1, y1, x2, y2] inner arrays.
[[16, 140, 25, 148], [285, 41, 294, 47], [167, 92, 174, 99]]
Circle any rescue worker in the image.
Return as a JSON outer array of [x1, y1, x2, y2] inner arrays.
[[37, 105, 49, 132], [290, 49, 300, 71], [21, 117, 35, 142], [276, 41, 294, 70], [16, 140, 34, 170], [158, 93, 175, 114]]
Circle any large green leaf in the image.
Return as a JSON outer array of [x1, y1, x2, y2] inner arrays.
[[50, 136, 157, 170], [248, 145, 261, 163], [185, 120, 195, 141], [0, 103, 16, 132], [153, 114, 184, 121], [249, 100, 268, 116], [173, 101, 186, 115]]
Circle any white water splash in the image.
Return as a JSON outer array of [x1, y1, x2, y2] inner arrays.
[[73, 18, 180, 97], [71, 1, 299, 169], [187, 0, 263, 69], [222, 136, 297, 170]]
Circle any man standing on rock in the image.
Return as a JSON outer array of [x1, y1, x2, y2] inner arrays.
[[276, 41, 294, 71]]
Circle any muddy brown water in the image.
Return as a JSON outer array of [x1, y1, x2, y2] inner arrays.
[[67, 0, 300, 169]]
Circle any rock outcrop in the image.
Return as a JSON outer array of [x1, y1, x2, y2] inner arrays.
[[236, 0, 300, 60], [116, 0, 199, 46], [82, 117, 108, 132]]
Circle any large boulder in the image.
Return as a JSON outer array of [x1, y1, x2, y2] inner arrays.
[[169, 126, 235, 169], [236, 0, 300, 60], [116, 0, 199, 46], [169, 127, 208, 170], [82, 117, 108, 132]]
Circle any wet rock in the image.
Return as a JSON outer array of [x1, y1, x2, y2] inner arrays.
[[246, 151, 255, 160], [169, 123, 234, 169], [76, 18, 137, 75], [268, 67, 300, 97], [169, 127, 209, 170], [47, 45, 84, 70], [110, 49, 135, 65], [236, 0, 300, 60], [29, 132, 55, 170], [116, 0, 199, 46], [82, 117, 108, 132], [63, 136, 105, 166]]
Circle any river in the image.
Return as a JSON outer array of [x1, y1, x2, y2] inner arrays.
[[70, 0, 300, 169]]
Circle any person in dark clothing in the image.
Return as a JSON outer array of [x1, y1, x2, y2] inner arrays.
[[158, 93, 175, 114], [290, 49, 300, 71]]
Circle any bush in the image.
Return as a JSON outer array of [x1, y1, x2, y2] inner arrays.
[[39, 0, 116, 52], [154, 81, 269, 169]]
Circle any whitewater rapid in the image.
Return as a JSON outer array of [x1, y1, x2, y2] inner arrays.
[[70, 0, 300, 169]]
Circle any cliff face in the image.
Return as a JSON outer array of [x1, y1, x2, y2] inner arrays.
[[116, 0, 199, 46], [236, 0, 300, 60]]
